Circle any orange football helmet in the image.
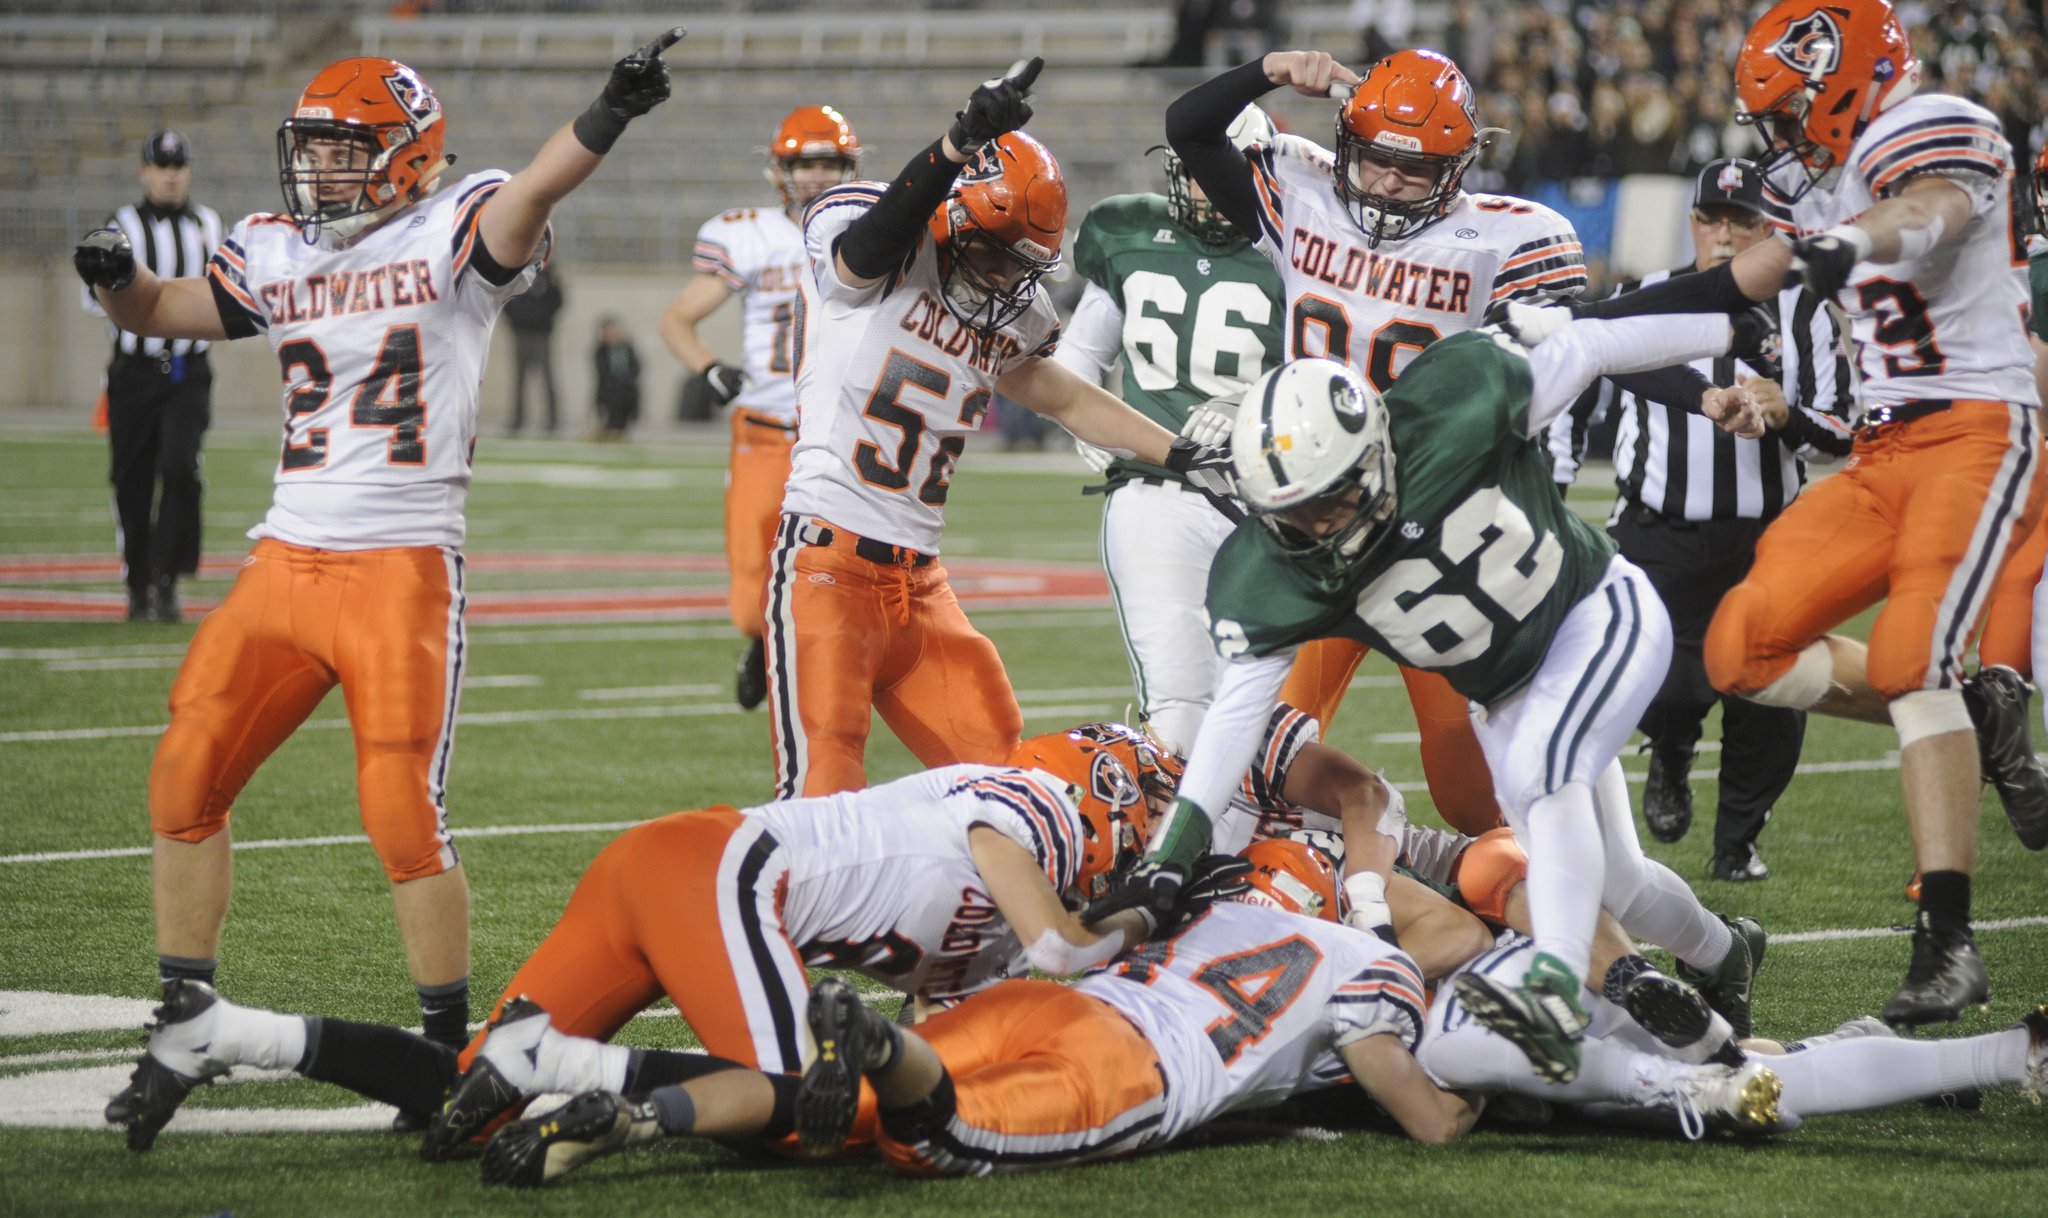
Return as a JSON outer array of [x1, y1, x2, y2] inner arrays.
[[1006, 724, 1156, 900], [928, 131, 1066, 334], [1733, 0, 1919, 202], [1334, 49, 1486, 247], [766, 105, 861, 210], [1236, 838, 1340, 923], [278, 57, 448, 241]]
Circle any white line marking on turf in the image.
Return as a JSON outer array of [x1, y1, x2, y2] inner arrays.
[[43, 656, 186, 672], [463, 674, 542, 689], [579, 683, 725, 700]]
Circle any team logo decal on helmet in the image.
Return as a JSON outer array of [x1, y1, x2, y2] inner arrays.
[[1770, 11, 1843, 77], [382, 65, 441, 129], [1004, 725, 1160, 899]]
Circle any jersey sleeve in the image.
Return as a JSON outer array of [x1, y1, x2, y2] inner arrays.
[[1051, 280, 1124, 386], [1853, 98, 2010, 212], [1072, 205, 1115, 292], [1241, 140, 1293, 250], [802, 182, 891, 304], [1489, 206, 1588, 305], [1327, 947, 1428, 1051], [1239, 702, 1322, 814], [692, 210, 754, 290], [205, 215, 269, 340], [950, 770, 1086, 893], [449, 172, 549, 298]]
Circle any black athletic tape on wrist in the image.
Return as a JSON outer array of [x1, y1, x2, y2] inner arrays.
[[572, 99, 631, 155]]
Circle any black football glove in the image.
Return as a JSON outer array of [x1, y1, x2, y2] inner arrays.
[[1164, 435, 1236, 498], [1167, 853, 1254, 929], [1082, 860, 1186, 936], [1729, 303, 1783, 382], [949, 57, 1042, 154], [74, 228, 137, 292], [573, 27, 685, 153], [1788, 226, 1872, 302], [701, 361, 747, 404]]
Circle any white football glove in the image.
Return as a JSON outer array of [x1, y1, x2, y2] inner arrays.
[[1492, 301, 1573, 348], [1075, 437, 1116, 475], [1343, 870, 1394, 941], [1178, 396, 1239, 450]]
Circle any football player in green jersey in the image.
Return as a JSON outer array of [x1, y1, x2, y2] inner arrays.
[[1053, 105, 1285, 752], [1095, 314, 1772, 1083]]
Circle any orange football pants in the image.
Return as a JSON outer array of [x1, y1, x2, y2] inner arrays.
[[726, 408, 796, 638], [764, 516, 1022, 798], [149, 539, 464, 882], [1707, 404, 2046, 699], [460, 808, 815, 1076], [880, 980, 1168, 1176], [1976, 512, 2048, 675], [1280, 638, 1504, 834]]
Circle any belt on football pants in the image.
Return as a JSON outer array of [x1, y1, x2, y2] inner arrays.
[[796, 520, 935, 568], [1857, 399, 1952, 439], [735, 408, 797, 433]]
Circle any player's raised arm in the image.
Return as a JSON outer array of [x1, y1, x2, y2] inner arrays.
[[481, 27, 684, 270], [1165, 52, 1357, 244], [72, 230, 229, 342]]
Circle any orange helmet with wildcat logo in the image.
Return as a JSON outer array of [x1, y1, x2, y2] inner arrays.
[[927, 131, 1066, 334], [1006, 723, 1158, 900], [278, 57, 448, 241], [1732, 0, 1919, 201]]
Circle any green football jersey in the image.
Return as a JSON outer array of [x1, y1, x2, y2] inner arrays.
[[1207, 329, 1618, 705], [1072, 193, 1283, 485], [2030, 247, 2048, 344]]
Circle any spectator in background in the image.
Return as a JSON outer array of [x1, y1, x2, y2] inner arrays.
[[1350, 0, 1413, 62], [504, 261, 564, 435], [83, 131, 222, 623], [592, 316, 641, 442]]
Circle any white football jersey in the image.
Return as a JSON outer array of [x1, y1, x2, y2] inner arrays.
[[1077, 901, 1426, 1140], [1771, 93, 2037, 409], [206, 171, 541, 549], [746, 763, 1086, 1004], [1242, 135, 1586, 389], [783, 183, 1062, 554], [691, 205, 807, 421]]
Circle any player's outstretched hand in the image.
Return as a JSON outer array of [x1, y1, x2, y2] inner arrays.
[[1702, 384, 1766, 440], [1260, 51, 1360, 100], [74, 228, 136, 292], [1483, 299, 1574, 348], [601, 27, 686, 118], [950, 57, 1041, 154], [1165, 436, 1237, 499], [1177, 397, 1238, 450], [1083, 860, 1186, 936], [1788, 224, 1872, 302], [1172, 853, 1253, 928]]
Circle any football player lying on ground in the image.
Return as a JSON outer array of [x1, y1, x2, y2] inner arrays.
[[104, 726, 1167, 1152], [479, 840, 1482, 1188], [1103, 314, 1777, 1087], [1419, 932, 2048, 1138]]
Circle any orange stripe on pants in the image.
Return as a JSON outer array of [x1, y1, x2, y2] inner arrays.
[[726, 408, 796, 638], [1707, 404, 2046, 699], [149, 538, 462, 881], [1280, 638, 1504, 834]]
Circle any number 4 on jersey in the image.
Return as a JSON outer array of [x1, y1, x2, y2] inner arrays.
[[276, 323, 427, 471]]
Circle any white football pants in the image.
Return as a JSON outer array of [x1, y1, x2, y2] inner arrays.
[[1100, 479, 1240, 754]]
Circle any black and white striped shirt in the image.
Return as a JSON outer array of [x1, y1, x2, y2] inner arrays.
[[81, 198, 224, 359], [1550, 266, 1858, 522]]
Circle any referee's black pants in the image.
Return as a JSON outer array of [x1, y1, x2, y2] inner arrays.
[[1611, 505, 1806, 857], [107, 352, 211, 591]]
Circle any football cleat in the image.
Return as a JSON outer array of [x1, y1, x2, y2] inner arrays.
[[796, 977, 883, 1156], [1710, 841, 1770, 883], [1621, 972, 1742, 1067], [104, 979, 229, 1152], [1881, 917, 1991, 1028], [1665, 1060, 1782, 1140], [481, 1089, 660, 1188], [1641, 743, 1695, 844], [1962, 665, 2048, 850], [2020, 1004, 2048, 1107], [1452, 953, 1589, 1084], [1676, 914, 1766, 1040], [735, 637, 767, 711], [421, 995, 549, 1162]]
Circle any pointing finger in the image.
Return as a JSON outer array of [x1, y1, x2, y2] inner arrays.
[[1006, 55, 1044, 93], [634, 27, 687, 60]]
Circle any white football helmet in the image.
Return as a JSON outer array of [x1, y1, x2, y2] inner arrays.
[[1229, 358, 1397, 582]]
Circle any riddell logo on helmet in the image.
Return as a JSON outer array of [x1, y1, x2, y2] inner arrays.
[[1771, 11, 1843, 77], [1372, 133, 1425, 153], [1013, 238, 1055, 262], [296, 106, 334, 119]]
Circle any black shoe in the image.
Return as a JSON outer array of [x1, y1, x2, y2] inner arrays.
[[1621, 972, 1743, 1066], [104, 980, 225, 1151], [1642, 744, 1695, 843], [796, 977, 881, 1156], [126, 586, 150, 622], [1675, 914, 1766, 1040], [1962, 665, 2048, 850], [1710, 842, 1770, 883], [736, 637, 768, 711], [148, 575, 181, 624], [482, 1090, 659, 1189], [1882, 916, 1991, 1028], [421, 996, 548, 1162]]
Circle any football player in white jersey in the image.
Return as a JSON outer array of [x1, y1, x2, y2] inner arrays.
[[100, 725, 1166, 1153], [661, 105, 862, 710], [469, 839, 1478, 1187], [767, 58, 1232, 799], [1162, 47, 1590, 838], [1534, 0, 2046, 1026], [74, 32, 686, 1123]]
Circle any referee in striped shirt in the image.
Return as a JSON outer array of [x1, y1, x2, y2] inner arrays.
[[81, 131, 223, 623], [1552, 158, 1858, 883]]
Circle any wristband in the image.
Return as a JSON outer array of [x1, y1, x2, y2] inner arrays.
[[572, 99, 631, 155]]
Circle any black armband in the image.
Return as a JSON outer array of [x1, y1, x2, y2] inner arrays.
[[1569, 262, 1754, 320], [571, 98, 632, 155], [836, 139, 962, 282]]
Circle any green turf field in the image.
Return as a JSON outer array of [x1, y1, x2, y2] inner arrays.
[[2, 425, 2044, 1217]]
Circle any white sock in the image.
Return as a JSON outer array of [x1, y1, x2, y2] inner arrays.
[[1421, 1025, 1669, 1104], [215, 1000, 309, 1072], [533, 1025, 632, 1095], [1770, 1027, 2029, 1117], [1524, 785, 1604, 978], [1610, 857, 1731, 970]]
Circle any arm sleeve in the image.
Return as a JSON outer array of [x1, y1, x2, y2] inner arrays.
[[834, 140, 962, 282], [1049, 281, 1124, 386], [1164, 60, 1276, 246], [1567, 259, 1758, 319], [1175, 650, 1296, 843], [1605, 363, 1711, 414], [1776, 286, 1857, 462], [1523, 314, 1733, 436]]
